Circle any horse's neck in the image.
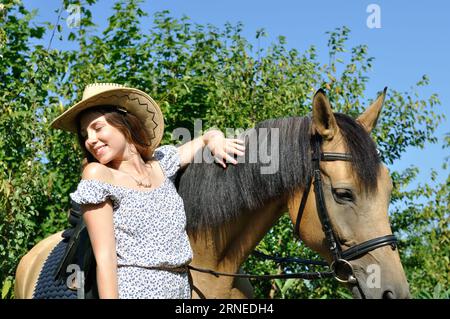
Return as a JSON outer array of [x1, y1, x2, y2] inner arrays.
[[189, 195, 287, 271]]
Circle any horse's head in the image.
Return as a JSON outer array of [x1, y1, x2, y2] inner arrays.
[[292, 88, 410, 299]]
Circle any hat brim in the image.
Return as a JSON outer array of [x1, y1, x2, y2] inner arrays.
[[51, 87, 164, 150]]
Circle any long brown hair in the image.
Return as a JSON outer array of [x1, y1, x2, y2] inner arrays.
[[76, 105, 154, 163]]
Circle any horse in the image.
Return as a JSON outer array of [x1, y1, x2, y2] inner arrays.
[[14, 88, 411, 299]]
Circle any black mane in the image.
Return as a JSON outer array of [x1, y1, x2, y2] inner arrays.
[[177, 114, 380, 233]]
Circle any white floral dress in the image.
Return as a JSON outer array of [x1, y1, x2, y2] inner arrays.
[[70, 145, 193, 299]]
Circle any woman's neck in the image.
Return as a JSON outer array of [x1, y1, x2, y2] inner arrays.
[[108, 146, 149, 176]]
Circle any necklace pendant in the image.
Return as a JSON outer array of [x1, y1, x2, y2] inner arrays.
[[138, 180, 151, 188]]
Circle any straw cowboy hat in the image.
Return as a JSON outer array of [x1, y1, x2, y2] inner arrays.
[[51, 83, 164, 150]]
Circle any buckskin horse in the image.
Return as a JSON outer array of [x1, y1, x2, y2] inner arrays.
[[14, 88, 410, 299]]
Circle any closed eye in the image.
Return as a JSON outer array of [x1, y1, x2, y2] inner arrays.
[[332, 188, 355, 203]]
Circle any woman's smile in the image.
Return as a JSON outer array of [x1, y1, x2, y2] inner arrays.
[[94, 144, 108, 156]]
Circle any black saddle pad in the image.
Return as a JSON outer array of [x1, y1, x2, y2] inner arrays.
[[33, 200, 98, 299], [33, 239, 78, 299]]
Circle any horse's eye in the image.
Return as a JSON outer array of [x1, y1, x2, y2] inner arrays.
[[332, 188, 354, 203]]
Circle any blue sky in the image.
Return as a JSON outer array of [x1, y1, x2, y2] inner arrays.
[[23, 0, 449, 188]]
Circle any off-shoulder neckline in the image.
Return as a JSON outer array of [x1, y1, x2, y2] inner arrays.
[[79, 146, 177, 193], [79, 178, 169, 194]]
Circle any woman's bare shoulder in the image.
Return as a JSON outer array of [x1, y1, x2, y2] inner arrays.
[[81, 162, 114, 183]]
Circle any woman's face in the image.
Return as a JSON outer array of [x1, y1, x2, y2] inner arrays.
[[80, 111, 129, 165]]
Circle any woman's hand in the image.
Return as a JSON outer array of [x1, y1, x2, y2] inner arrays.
[[203, 130, 245, 168]]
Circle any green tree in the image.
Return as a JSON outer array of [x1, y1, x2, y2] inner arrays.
[[390, 138, 449, 298]]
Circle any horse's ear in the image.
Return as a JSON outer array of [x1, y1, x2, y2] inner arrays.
[[357, 87, 387, 133], [312, 89, 338, 140]]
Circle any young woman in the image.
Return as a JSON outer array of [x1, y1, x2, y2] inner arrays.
[[51, 83, 245, 299]]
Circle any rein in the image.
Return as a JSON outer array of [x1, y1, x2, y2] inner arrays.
[[187, 264, 333, 280]]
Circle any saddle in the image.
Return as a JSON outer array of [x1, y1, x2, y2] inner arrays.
[[54, 200, 98, 299]]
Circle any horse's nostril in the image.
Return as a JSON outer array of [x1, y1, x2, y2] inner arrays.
[[383, 290, 395, 299]]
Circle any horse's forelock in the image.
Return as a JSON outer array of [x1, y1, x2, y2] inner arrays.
[[334, 113, 381, 193]]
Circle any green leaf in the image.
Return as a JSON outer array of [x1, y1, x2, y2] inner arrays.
[[2, 278, 12, 299]]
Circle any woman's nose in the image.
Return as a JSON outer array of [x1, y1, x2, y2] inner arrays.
[[85, 132, 98, 146]]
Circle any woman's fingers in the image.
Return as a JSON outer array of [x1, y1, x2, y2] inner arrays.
[[214, 154, 228, 168], [226, 146, 244, 156], [214, 150, 238, 166], [226, 139, 245, 152], [232, 142, 246, 152], [224, 153, 238, 165], [216, 158, 227, 168], [224, 143, 244, 157], [210, 138, 245, 167]]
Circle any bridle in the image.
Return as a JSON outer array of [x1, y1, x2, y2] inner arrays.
[[294, 134, 398, 284]]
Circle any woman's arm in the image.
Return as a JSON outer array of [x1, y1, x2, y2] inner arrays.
[[177, 129, 245, 169], [83, 201, 118, 299], [81, 163, 118, 299]]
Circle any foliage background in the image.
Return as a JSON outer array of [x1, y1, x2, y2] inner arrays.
[[0, 0, 448, 299]]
